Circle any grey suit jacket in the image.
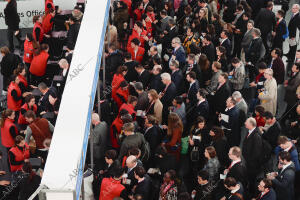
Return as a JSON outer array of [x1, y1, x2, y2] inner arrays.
[[93, 122, 108, 159], [160, 16, 172, 32], [241, 29, 254, 50], [206, 70, 222, 93]]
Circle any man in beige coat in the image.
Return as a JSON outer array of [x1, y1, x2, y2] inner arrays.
[[258, 68, 278, 116]]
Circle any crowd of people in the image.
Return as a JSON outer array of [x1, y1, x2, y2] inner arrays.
[[0, 0, 300, 199]]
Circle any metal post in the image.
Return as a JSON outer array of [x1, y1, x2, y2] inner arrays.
[[89, 124, 94, 171]]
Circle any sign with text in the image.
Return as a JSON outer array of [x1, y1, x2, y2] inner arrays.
[[0, 0, 77, 29]]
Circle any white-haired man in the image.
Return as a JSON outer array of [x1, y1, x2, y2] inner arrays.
[[232, 91, 248, 115], [242, 117, 264, 196], [160, 73, 176, 123]]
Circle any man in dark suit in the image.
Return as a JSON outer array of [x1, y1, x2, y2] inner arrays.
[[272, 10, 287, 50], [224, 147, 247, 188], [170, 60, 184, 95], [185, 53, 202, 86], [270, 48, 285, 85], [144, 46, 160, 70], [185, 71, 199, 107], [256, 179, 277, 200], [246, 28, 264, 65], [134, 82, 149, 112], [133, 166, 152, 200], [260, 111, 281, 150], [149, 64, 164, 93], [160, 73, 177, 123], [233, 12, 249, 58], [169, 37, 186, 69], [285, 4, 300, 62], [125, 155, 143, 190], [144, 115, 162, 168], [255, 2, 276, 56], [212, 73, 231, 114], [267, 151, 295, 200], [106, 44, 124, 83], [163, 18, 179, 51], [219, 97, 241, 147], [135, 65, 151, 89], [220, 30, 232, 59], [188, 88, 209, 121], [124, 52, 139, 82], [243, 117, 264, 195], [202, 35, 216, 64], [223, 0, 237, 23]]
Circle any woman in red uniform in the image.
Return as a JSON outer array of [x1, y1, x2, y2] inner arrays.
[[7, 75, 22, 115], [18, 95, 37, 130], [115, 81, 129, 108], [32, 15, 45, 44], [0, 109, 18, 151], [111, 66, 128, 102], [14, 64, 29, 93], [8, 135, 30, 173], [23, 33, 35, 72], [42, 8, 55, 34], [29, 44, 50, 85]]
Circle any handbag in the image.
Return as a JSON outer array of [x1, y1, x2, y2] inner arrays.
[[190, 146, 200, 162]]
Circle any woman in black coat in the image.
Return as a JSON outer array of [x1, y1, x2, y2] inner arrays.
[[18, 163, 41, 200], [209, 126, 230, 169], [0, 46, 20, 91], [4, 0, 22, 52]]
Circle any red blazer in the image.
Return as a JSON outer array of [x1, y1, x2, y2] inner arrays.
[[255, 116, 265, 127], [111, 74, 125, 102], [128, 46, 145, 63], [127, 29, 147, 50]]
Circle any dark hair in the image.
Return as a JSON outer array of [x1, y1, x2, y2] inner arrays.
[[41, 43, 49, 51], [33, 15, 40, 23], [155, 145, 168, 157], [174, 96, 183, 105], [277, 136, 289, 145], [24, 110, 36, 120], [272, 48, 282, 57], [134, 166, 146, 178], [224, 177, 237, 187], [205, 146, 217, 158], [263, 111, 273, 120], [128, 95, 138, 104], [0, 109, 14, 127], [198, 88, 207, 98], [199, 54, 210, 72], [204, 34, 212, 42], [222, 30, 230, 38], [220, 72, 228, 80], [25, 94, 35, 103], [197, 170, 209, 181], [166, 170, 176, 180], [129, 148, 141, 157], [131, 38, 140, 46], [113, 167, 125, 178], [116, 65, 128, 74], [257, 62, 267, 69], [294, 62, 300, 70], [210, 126, 224, 141], [160, 9, 167, 16], [153, 55, 161, 65], [13, 64, 25, 76], [261, 178, 272, 189], [255, 105, 265, 116], [22, 162, 36, 181], [231, 57, 240, 64], [15, 135, 24, 145], [277, 9, 285, 17], [196, 116, 206, 124], [124, 52, 131, 60], [278, 151, 291, 162], [105, 149, 118, 160], [187, 71, 196, 80], [135, 21, 143, 29]]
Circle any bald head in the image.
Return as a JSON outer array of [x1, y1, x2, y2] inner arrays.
[[126, 155, 137, 168]]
